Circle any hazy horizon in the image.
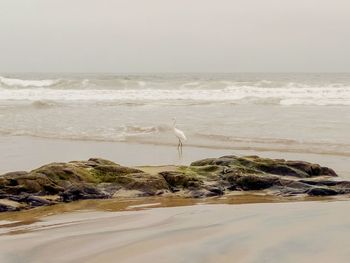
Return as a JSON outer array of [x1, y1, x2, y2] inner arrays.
[[2, 71, 350, 74], [1, 0, 350, 73]]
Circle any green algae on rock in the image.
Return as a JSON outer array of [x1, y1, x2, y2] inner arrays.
[[0, 155, 347, 212]]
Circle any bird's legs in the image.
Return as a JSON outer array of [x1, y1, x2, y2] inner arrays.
[[177, 139, 183, 157]]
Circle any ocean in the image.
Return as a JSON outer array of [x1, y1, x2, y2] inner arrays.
[[1, 74, 350, 262], [1, 73, 349, 156]]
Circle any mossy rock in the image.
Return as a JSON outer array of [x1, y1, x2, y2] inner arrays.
[[70, 158, 120, 168], [90, 165, 143, 183], [0, 156, 345, 212], [160, 171, 202, 188], [1, 172, 64, 195], [87, 158, 119, 166], [176, 165, 223, 183], [31, 163, 97, 184], [191, 155, 337, 178], [184, 165, 223, 176], [191, 156, 238, 166], [112, 172, 170, 195]]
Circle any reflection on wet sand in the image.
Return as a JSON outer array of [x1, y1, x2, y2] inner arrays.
[[1, 200, 350, 263], [0, 194, 337, 227]]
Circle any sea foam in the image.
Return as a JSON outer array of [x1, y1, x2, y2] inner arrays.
[[0, 76, 58, 88], [0, 85, 350, 106], [1, 75, 350, 106]]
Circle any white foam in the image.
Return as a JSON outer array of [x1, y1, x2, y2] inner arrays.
[[1, 75, 350, 106], [1, 85, 350, 106], [0, 76, 58, 88]]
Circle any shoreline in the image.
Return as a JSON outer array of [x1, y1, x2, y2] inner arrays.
[[0, 194, 339, 224], [1, 151, 349, 261], [1, 135, 350, 178]]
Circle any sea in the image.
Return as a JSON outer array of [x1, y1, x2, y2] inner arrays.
[[0, 73, 349, 157], [1, 73, 350, 263]]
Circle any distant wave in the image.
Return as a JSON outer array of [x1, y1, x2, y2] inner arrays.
[[0, 76, 59, 88], [1, 86, 350, 106], [1, 75, 350, 106]]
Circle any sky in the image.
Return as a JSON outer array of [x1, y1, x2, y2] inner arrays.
[[0, 0, 350, 73]]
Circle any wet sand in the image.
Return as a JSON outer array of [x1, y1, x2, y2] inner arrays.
[[1, 135, 350, 262], [0, 200, 350, 263]]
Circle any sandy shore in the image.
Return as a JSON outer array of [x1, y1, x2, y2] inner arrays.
[[1, 134, 350, 262], [1, 135, 350, 179], [0, 200, 350, 263]]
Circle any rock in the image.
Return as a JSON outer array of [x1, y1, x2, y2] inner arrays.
[[307, 187, 339, 196], [0, 173, 64, 195], [0, 155, 347, 212], [191, 155, 337, 178], [1, 171, 29, 177], [226, 173, 280, 191], [206, 186, 225, 196], [32, 162, 96, 185], [190, 189, 212, 198], [24, 196, 53, 207], [286, 161, 337, 177], [60, 184, 110, 202], [90, 165, 143, 183], [299, 180, 339, 186], [280, 180, 311, 190], [191, 156, 238, 166], [112, 189, 145, 198], [0, 199, 23, 212], [277, 187, 309, 196], [69, 158, 119, 168], [0, 203, 16, 212], [112, 172, 170, 196], [87, 158, 119, 166], [160, 171, 201, 189]]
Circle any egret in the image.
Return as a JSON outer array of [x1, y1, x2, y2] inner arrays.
[[172, 118, 187, 151]]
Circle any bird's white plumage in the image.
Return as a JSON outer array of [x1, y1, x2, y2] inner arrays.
[[174, 127, 187, 141], [172, 118, 187, 146]]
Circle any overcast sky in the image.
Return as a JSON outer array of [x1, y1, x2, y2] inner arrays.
[[0, 0, 350, 73]]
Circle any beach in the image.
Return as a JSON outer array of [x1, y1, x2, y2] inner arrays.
[[1, 73, 350, 262], [1, 135, 350, 263], [1, 201, 350, 263], [2, 0, 350, 261]]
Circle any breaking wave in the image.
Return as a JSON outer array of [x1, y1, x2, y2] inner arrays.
[[1, 75, 350, 106], [0, 123, 167, 143], [0, 76, 59, 88], [0, 86, 350, 106]]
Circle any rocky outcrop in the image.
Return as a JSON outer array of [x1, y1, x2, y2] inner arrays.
[[0, 155, 348, 212]]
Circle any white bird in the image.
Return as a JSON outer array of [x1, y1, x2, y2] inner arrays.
[[172, 118, 187, 150]]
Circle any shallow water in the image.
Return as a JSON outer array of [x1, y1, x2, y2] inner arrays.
[[1, 135, 350, 179], [1, 73, 350, 157], [1, 73, 350, 263], [0, 201, 350, 263]]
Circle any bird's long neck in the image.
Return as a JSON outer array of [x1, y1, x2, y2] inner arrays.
[[173, 119, 177, 128]]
